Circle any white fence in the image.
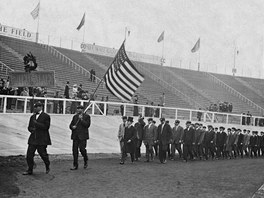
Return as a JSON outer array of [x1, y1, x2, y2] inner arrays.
[[0, 95, 263, 127]]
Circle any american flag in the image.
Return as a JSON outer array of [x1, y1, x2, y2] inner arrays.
[[104, 42, 144, 102], [31, 2, 40, 20]]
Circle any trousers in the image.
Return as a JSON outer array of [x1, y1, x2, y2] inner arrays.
[[26, 144, 50, 172], [72, 138, 88, 167]]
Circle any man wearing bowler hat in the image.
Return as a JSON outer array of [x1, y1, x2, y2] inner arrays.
[[118, 116, 127, 157], [157, 117, 172, 164], [69, 105, 91, 170], [120, 117, 137, 164], [23, 101, 51, 175], [182, 121, 195, 162]]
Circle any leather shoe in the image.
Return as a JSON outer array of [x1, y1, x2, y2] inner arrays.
[[46, 167, 50, 174], [22, 171, 33, 175], [84, 162, 88, 169], [70, 166, 78, 170]]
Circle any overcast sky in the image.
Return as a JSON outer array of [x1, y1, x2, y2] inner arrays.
[[1, 0, 264, 78]]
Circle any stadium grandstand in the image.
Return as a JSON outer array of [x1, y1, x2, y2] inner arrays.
[[1, 32, 264, 125]]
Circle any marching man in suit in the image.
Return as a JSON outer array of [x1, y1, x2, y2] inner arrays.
[[23, 102, 51, 175], [157, 117, 172, 164], [69, 105, 91, 170], [120, 117, 137, 164], [142, 118, 157, 162], [182, 121, 195, 162], [170, 120, 184, 160], [117, 116, 127, 158]]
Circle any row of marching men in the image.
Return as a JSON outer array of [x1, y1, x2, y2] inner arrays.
[[117, 116, 264, 164]]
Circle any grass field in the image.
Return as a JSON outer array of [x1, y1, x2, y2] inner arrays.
[[0, 155, 264, 198]]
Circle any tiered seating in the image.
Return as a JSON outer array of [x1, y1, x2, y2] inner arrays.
[[237, 76, 264, 97], [213, 73, 264, 113], [167, 68, 261, 115], [0, 36, 114, 101], [0, 45, 22, 72]]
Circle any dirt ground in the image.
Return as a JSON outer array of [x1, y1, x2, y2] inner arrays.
[[0, 154, 264, 198]]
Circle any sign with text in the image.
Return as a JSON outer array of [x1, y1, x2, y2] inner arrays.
[[9, 71, 55, 87], [80, 43, 161, 65], [0, 24, 37, 42]]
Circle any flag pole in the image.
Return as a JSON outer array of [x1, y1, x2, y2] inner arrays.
[[161, 33, 165, 66], [198, 44, 200, 71], [82, 12, 86, 42], [36, 0, 40, 43], [84, 40, 126, 113]]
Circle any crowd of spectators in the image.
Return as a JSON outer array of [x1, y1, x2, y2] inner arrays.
[[208, 101, 233, 113]]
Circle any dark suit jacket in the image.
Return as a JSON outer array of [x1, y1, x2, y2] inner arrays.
[[250, 136, 259, 147], [157, 123, 172, 148], [69, 113, 91, 140], [171, 125, 184, 143], [124, 125, 137, 153], [203, 130, 215, 146], [27, 112, 51, 145], [216, 132, 227, 147], [182, 127, 195, 145]]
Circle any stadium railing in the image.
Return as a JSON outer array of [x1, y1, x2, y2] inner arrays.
[[0, 94, 263, 127]]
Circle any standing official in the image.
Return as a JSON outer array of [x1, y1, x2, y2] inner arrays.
[[157, 118, 172, 164], [69, 105, 91, 170], [23, 102, 51, 175]]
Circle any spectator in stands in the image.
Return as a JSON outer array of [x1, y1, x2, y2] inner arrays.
[[0, 78, 4, 88], [229, 103, 233, 113], [82, 91, 89, 100], [159, 93, 165, 107], [197, 108, 202, 121], [120, 103, 124, 116], [90, 69, 94, 82], [133, 95, 139, 116], [93, 70, 96, 82], [241, 113, 246, 125], [72, 84, 78, 98], [20, 87, 29, 96], [64, 81, 70, 99], [77, 84, 84, 99], [247, 111, 252, 125]]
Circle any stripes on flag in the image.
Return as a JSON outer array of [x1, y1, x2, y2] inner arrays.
[[104, 42, 144, 102], [77, 13, 85, 31], [31, 2, 40, 20]]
